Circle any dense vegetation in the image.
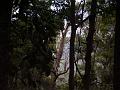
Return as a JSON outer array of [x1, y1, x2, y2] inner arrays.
[[0, 0, 119, 90]]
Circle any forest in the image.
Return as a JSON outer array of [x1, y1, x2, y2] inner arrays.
[[0, 0, 119, 90]]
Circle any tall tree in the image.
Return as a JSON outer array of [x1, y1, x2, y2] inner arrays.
[[69, 0, 75, 90], [0, 0, 13, 90], [83, 0, 97, 90], [114, 0, 120, 90], [55, 23, 69, 71]]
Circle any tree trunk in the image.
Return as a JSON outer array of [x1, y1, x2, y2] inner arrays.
[[0, 1, 12, 90], [55, 24, 69, 71], [83, 0, 97, 90], [114, 0, 120, 90], [69, 0, 75, 90]]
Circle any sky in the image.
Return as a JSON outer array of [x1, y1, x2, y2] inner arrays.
[[76, 0, 81, 2]]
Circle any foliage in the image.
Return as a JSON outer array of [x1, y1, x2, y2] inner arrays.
[[5, 0, 116, 89], [9, 0, 63, 89]]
